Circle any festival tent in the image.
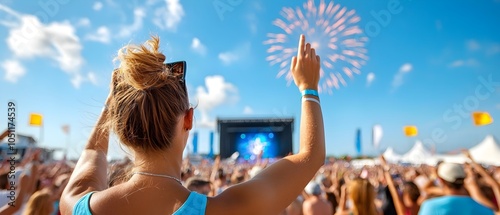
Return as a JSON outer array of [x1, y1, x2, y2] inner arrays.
[[382, 147, 402, 163], [469, 135, 500, 166], [433, 135, 500, 166], [400, 141, 436, 165]]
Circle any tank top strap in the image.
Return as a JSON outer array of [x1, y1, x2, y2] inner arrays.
[[172, 192, 207, 215]]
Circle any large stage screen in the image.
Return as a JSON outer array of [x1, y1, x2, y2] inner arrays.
[[217, 118, 294, 160]]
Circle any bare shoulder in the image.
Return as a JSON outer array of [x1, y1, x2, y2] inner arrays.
[[206, 180, 275, 215], [65, 183, 191, 215]]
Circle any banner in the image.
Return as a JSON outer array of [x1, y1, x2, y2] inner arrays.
[[209, 131, 214, 157], [29, 113, 43, 126], [192, 132, 198, 154], [472, 112, 493, 126], [355, 129, 362, 155], [372, 125, 383, 149], [404, 126, 418, 137]]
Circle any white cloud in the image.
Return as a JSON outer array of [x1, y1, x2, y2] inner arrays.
[[247, 13, 258, 34], [0, 4, 92, 88], [392, 63, 413, 90], [448, 59, 479, 68], [93, 2, 103, 11], [195, 76, 238, 128], [76, 18, 91, 27], [218, 43, 251, 65], [153, 0, 184, 31], [2, 59, 25, 83], [218, 52, 239, 65], [117, 8, 145, 38], [87, 72, 98, 85], [467, 40, 480, 51], [487, 44, 500, 56], [449, 60, 464, 68], [85, 26, 111, 44], [191, 38, 207, 55], [366, 72, 375, 87], [243, 106, 254, 114], [400, 63, 413, 73]]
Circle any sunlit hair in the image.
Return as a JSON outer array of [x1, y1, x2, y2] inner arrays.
[[23, 189, 53, 215], [348, 178, 378, 215], [107, 36, 189, 152]]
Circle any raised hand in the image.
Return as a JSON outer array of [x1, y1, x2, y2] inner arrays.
[[290, 35, 320, 92], [379, 155, 388, 168]]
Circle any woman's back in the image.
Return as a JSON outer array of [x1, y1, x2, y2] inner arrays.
[[62, 35, 325, 215]]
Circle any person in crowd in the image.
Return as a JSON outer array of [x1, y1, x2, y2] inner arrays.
[[0, 150, 40, 215], [50, 174, 70, 215], [302, 182, 332, 215], [380, 155, 421, 215], [419, 162, 494, 215], [281, 196, 303, 215], [376, 168, 397, 215], [336, 178, 379, 215], [463, 151, 500, 214], [22, 189, 53, 215], [185, 177, 211, 196], [61, 34, 325, 215]]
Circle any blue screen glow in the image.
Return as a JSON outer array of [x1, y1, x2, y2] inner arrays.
[[236, 133, 278, 160]]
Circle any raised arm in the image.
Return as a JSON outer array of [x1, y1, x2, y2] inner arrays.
[[209, 34, 325, 215], [380, 155, 405, 215], [60, 73, 114, 214], [464, 151, 500, 212]]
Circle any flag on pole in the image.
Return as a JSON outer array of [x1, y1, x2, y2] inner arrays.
[[403, 126, 418, 137], [355, 129, 362, 155], [62, 125, 70, 134], [192, 131, 198, 154], [29, 113, 43, 126], [472, 112, 493, 126], [372, 125, 383, 149]]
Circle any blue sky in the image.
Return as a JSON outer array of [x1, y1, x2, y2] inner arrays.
[[0, 0, 499, 159]]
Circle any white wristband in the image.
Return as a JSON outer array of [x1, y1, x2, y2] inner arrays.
[[302, 97, 320, 105]]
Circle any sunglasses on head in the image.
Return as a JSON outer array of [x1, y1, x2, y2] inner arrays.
[[165, 61, 187, 92]]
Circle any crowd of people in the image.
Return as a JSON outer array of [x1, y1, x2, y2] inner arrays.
[[0, 149, 499, 215], [1, 34, 499, 214]]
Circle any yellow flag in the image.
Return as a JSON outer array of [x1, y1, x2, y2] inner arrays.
[[29, 113, 43, 126], [472, 112, 493, 126], [403, 126, 418, 137]]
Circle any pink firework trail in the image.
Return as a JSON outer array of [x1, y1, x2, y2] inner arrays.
[[264, 0, 369, 93]]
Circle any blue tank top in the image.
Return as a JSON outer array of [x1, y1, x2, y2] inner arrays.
[[73, 192, 207, 215]]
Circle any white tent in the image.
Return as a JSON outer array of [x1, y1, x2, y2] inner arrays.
[[469, 135, 500, 166], [401, 141, 436, 164], [433, 135, 500, 166], [383, 147, 402, 163]]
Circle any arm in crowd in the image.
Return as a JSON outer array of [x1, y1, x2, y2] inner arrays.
[[422, 166, 444, 197], [207, 35, 325, 215], [0, 130, 10, 140], [464, 150, 500, 213], [380, 155, 405, 215], [0, 157, 38, 215], [209, 156, 221, 183], [335, 184, 347, 215]]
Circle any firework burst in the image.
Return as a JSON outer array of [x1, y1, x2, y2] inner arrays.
[[264, 0, 368, 93]]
